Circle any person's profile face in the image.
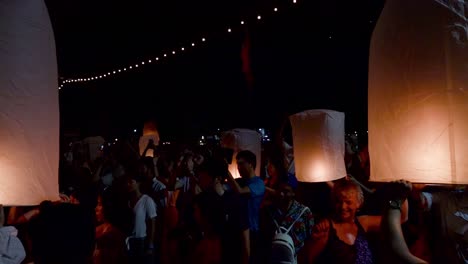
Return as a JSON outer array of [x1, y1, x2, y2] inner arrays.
[[237, 158, 251, 178], [266, 161, 277, 178]]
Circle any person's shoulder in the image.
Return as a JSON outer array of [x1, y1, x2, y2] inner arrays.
[[141, 194, 156, 204], [251, 176, 266, 186], [293, 201, 313, 218]]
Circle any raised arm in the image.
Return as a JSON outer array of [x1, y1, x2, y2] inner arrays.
[[307, 219, 330, 263], [381, 206, 427, 264], [226, 170, 251, 195]]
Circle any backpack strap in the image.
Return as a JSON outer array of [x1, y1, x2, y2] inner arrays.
[[284, 206, 309, 234]]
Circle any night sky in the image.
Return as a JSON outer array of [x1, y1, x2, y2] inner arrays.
[[45, 0, 385, 141]]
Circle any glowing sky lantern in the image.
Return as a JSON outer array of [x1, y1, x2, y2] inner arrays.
[[368, 0, 468, 183], [139, 121, 160, 157], [221, 129, 262, 179], [0, 0, 60, 205], [289, 110, 346, 183]]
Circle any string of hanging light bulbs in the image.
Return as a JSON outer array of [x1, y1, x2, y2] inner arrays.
[[58, 0, 298, 90]]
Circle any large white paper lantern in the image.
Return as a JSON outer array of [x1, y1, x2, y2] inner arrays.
[[289, 110, 346, 183], [0, 0, 60, 205], [369, 0, 468, 184], [139, 121, 160, 157], [221, 129, 262, 178]]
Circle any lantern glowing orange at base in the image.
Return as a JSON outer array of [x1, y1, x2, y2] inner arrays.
[[289, 110, 346, 183], [0, 0, 60, 205], [368, 0, 468, 184], [139, 121, 160, 157]]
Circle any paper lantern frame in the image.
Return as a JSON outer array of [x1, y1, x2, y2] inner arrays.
[[368, 0, 468, 184], [289, 110, 346, 183]]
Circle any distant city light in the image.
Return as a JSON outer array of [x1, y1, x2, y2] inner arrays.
[[274, 8, 278, 12], [257, 15, 262, 20]]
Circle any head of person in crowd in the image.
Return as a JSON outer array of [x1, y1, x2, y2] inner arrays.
[[139, 157, 156, 181], [266, 145, 289, 189], [236, 150, 257, 179], [274, 179, 297, 211], [179, 153, 195, 176], [331, 180, 364, 223], [95, 192, 114, 225], [125, 173, 145, 195], [29, 202, 95, 264], [69, 187, 99, 212], [197, 159, 228, 192]]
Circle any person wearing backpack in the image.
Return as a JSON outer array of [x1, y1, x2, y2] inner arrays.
[[261, 181, 314, 264]]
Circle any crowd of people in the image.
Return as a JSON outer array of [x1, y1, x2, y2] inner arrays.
[[0, 133, 467, 264]]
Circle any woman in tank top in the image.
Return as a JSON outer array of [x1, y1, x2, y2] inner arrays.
[[307, 180, 409, 264]]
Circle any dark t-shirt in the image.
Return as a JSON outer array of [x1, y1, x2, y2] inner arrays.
[[221, 190, 249, 264]]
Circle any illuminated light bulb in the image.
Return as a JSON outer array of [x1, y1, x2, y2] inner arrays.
[[155, 57, 159, 61], [148, 59, 152, 63], [293, 0, 297, 3], [108, 72, 111, 75], [118, 69, 121, 72], [113, 71, 116, 74], [164, 54, 167, 57], [202, 38, 206, 42], [59, 87, 61, 90], [191, 43, 195, 46], [142, 62, 145, 65], [181, 47, 184, 51], [241, 21, 245, 25], [274, 7, 278, 12], [104, 74, 107, 77], [135, 64, 139, 67], [91, 77, 94, 80], [257, 15, 262, 20], [129, 66, 133, 69], [124, 68, 127, 71], [172, 51, 176, 54], [228, 28, 232, 32]]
